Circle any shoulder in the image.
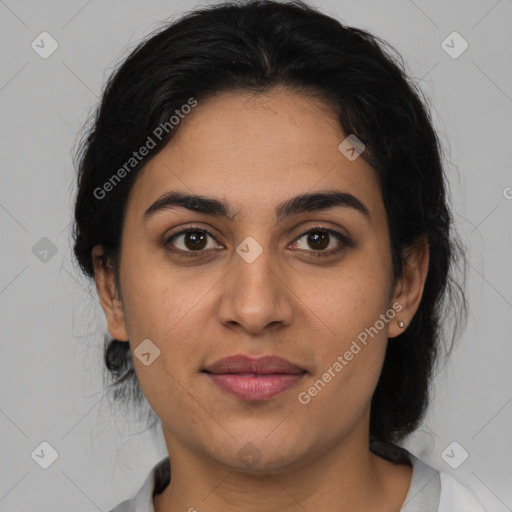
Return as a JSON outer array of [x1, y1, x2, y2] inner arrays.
[[438, 471, 487, 512], [106, 456, 170, 512], [108, 498, 136, 512], [370, 438, 487, 512]]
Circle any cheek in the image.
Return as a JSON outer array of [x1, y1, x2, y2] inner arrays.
[[295, 248, 392, 398], [118, 260, 210, 421], [300, 249, 392, 341], [118, 249, 220, 377], [296, 279, 390, 434], [119, 242, 202, 332]]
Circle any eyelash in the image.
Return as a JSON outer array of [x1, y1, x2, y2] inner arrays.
[[162, 224, 353, 258]]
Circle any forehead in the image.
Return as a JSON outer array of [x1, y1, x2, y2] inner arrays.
[[126, 88, 383, 222]]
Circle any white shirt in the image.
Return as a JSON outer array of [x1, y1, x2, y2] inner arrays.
[[107, 442, 487, 511]]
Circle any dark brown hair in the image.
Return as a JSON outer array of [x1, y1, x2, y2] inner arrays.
[[72, 0, 467, 443]]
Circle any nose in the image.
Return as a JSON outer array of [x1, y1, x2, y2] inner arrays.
[[217, 244, 294, 335]]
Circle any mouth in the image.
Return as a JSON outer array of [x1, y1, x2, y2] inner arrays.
[[202, 355, 307, 401]]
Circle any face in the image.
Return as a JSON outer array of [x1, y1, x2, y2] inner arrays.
[[93, 87, 427, 472]]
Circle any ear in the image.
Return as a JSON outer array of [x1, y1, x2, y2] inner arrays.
[[91, 245, 129, 342], [388, 237, 429, 339]]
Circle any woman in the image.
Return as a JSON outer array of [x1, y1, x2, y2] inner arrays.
[[72, 1, 486, 510]]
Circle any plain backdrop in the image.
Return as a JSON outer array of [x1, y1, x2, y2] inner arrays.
[[0, 0, 511, 510]]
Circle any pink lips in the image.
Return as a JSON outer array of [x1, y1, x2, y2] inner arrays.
[[203, 355, 306, 401]]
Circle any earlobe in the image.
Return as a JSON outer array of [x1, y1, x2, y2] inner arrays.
[[91, 245, 129, 342], [388, 237, 429, 339]]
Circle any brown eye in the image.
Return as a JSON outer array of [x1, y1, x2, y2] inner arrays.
[[306, 231, 330, 250], [183, 231, 207, 250], [164, 227, 221, 255], [292, 227, 353, 256]]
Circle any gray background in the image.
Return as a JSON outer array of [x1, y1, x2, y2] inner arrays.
[[0, 0, 511, 510]]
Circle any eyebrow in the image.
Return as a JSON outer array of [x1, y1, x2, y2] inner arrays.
[[143, 189, 370, 224]]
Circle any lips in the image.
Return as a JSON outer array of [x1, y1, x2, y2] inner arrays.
[[203, 355, 306, 375], [202, 355, 306, 400]]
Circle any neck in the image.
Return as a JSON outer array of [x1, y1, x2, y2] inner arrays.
[[153, 431, 412, 512]]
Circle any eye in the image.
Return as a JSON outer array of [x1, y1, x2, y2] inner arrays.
[[291, 226, 353, 256], [163, 225, 353, 258], [163, 226, 222, 256]]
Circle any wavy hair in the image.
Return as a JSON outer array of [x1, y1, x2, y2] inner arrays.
[[72, 0, 467, 443]]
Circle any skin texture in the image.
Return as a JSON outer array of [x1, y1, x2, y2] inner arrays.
[[92, 87, 429, 512]]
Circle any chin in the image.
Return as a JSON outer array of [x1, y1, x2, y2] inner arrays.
[[207, 435, 310, 474]]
